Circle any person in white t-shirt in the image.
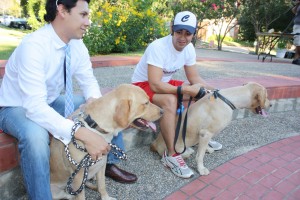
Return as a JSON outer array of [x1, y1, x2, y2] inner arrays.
[[132, 11, 222, 178]]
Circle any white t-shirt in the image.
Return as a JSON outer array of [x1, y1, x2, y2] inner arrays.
[[0, 24, 101, 145], [132, 34, 196, 83]]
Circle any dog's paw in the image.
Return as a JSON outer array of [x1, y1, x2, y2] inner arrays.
[[181, 147, 194, 158], [206, 146, 214, 154], [198, 167, 210, 175]]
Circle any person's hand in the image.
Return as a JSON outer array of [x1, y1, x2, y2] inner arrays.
[[79, 97, 97, 109], [185, 83, 205, 97], [86, 97, 98, 104], [74, 127, 110, 160]]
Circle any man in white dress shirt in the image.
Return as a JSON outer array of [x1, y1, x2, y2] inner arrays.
[[0, 0, 136, 199]]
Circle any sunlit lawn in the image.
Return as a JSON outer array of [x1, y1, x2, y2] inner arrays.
[[0, 25, 144, 60], [0, 43, 18, 60], [0, 26, 27, 60]]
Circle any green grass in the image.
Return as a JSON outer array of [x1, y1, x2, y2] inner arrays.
[[0, 44, 17, 60], [110, 49, 145, 56], [0, 25, 27, 59], [0, 25, 144, 60]]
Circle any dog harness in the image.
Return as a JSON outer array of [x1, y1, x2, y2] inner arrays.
[[174, 87, 236, 154]]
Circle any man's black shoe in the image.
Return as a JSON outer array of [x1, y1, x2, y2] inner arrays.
[[105, 164, 137, 183], [292, 59, 300, 65]]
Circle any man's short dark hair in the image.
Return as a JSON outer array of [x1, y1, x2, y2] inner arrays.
[[44, 0, 90, 22]]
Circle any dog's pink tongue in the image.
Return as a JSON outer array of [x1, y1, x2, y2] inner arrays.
[[261, 109, 268, 117], [148, 121, 157, 132]]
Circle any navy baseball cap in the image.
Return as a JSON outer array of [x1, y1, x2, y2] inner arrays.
[[173, 11, 197, 34]]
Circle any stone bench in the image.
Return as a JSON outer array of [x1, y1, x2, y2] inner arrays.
[[0, 130, 19, 173]]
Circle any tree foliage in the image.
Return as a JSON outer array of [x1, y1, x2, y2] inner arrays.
[[0, 0, 21, 17], [6, 0, 297, 54], [239, 0, 293, 34], [170, 0, 241, 50], [27, 0, 45, 30], [239, 0, 294, 53], [20, 0, 28, 16]]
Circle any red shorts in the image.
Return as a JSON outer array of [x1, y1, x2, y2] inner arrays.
[[133, 80, 184, 102]]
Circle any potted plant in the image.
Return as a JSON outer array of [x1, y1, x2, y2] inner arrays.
[[276, 39, 287, 58]]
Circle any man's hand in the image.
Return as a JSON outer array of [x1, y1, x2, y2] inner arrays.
[[85, 97, 97, 104], [182, 83, 205, 97], [74, 127, 110, 160], [77, 97, 98, 114]]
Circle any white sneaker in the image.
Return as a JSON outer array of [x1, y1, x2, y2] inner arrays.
[[161, 151, 194, 178], [208, 140, 222, 151]]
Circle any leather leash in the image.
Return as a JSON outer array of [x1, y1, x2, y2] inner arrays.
[[212, 89, 236, 110], [65, 120, 127, 195], [174, 86, 206, 154]]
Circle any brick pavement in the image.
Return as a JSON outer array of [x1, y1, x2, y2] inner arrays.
[[165, 135, 300, 200]]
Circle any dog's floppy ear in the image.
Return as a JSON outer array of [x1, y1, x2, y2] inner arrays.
[[113, 99, 131, 128], [254, 86, 266, 107]]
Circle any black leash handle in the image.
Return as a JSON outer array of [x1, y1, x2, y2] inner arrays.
[[174, 86, 208, 154], [174, 86, 186, 154]]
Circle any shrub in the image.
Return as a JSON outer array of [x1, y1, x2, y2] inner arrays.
[[83, 25, 115, 55], [27, 0, 45, 31], [83, 1, 169, 55]]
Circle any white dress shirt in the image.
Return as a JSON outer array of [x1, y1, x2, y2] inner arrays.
[[0, 24, 102, 145]]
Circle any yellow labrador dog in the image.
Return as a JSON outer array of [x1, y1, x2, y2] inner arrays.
[[151, 82, 271, 176], [50, 84, 163, 200]]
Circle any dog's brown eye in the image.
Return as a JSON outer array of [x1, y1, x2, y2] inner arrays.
[[145, 101, 149, 105]]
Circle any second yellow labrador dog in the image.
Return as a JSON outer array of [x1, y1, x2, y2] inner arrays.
[[50, 84, 163, 200], [151, 82, 271, 176]]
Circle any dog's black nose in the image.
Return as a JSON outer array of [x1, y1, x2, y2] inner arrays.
[[160, 109, 164, 115]]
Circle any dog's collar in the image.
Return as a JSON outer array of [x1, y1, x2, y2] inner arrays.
[[84, 114, 98, 129], [73, 110, 109, 134], [212, 90, 236, 110]]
